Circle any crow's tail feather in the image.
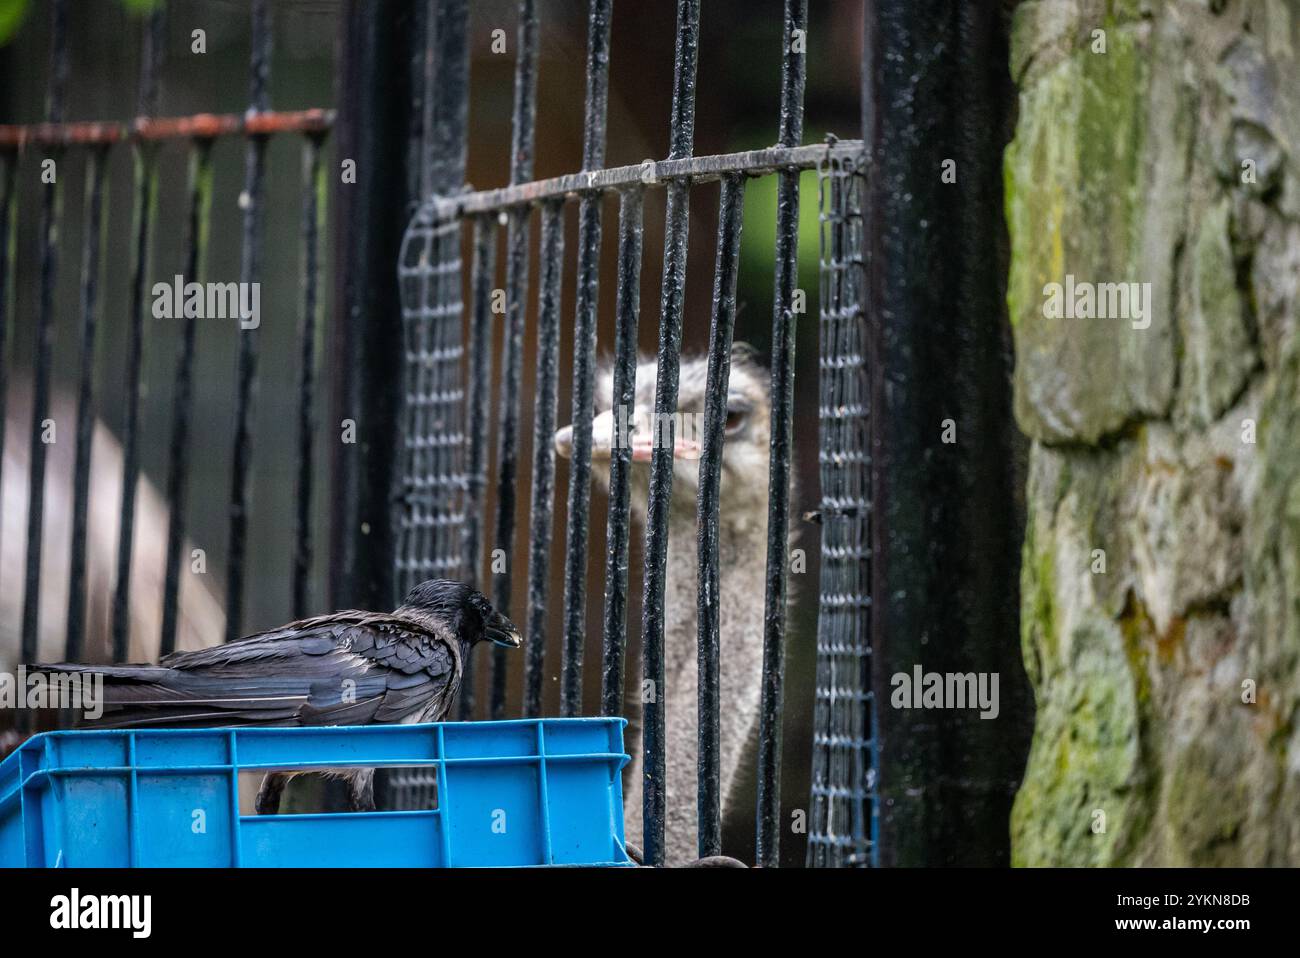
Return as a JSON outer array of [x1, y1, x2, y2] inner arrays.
[[28, 662, 318, 729]]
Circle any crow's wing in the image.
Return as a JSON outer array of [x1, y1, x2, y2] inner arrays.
[[295, 618, 462, 725], [49, 612, 463, 729]]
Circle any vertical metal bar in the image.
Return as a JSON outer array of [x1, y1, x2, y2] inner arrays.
[[0, 153, 12, 592], [64, 146, 109, 661], [560, 196, 600, 717], [865, 0, 1025, 867], [20, 0, 68, 672], [861, 0, 883, 870], [425, 0, 470, 198], [506, 0, 539, 186], [160, 138, 214, 655], [560, 0, 614, 718], [755, 0, 809, 869], [639, 0, 700, 867], [406, 0, 431, 216], [523, 199, 564, 719], [488, 0, 540, 720], [863, 0, 883, 868], [695, 172, 745, 858], [111, 7, 165, 662], [421, 0, 471, 602], [292, 133, 326, 619], [392, 0, 442, 711], [225, 0, 271, 643], [489, 207, 525, 719], [461, 214, 498, 719], [599, 186, 643, 718], [331, 1, 425, 613]]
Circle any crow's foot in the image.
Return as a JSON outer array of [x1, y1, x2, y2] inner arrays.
[[255, 772, 286, 815]]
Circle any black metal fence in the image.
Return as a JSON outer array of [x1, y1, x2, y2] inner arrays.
[[0, 0, 333, 673], [0, 0, 876, 868], [394, 0, 873, 867]]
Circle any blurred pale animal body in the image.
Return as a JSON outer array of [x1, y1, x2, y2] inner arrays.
[[0, 382, 224, 675]]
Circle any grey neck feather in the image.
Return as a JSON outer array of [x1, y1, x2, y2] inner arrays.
[[621, 474, 770, 866]]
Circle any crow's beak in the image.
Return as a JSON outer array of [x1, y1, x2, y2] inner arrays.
[[486, 614, 524, 649]]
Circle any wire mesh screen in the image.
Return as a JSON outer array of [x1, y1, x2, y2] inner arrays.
[[395, 210, 468, 597], [807, 148, 874, 868]]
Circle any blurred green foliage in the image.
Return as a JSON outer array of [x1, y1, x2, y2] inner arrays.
[[0, 0, 28, 47], [0, 0, 162, 46]]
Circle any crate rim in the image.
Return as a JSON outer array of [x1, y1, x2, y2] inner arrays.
[[1, 717, 633, 809]]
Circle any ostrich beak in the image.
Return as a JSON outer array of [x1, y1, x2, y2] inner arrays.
[[555, 409, 616, 461], [630, 433, 701, 461], [555, 409, 702, 462], [554, 424, 574, 458]]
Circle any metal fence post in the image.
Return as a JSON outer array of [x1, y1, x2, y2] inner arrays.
[[331, 0, 433, 612], [865, 0, 1029, 867], [755, 0, 809, 871], [19, 0, 69, 682]]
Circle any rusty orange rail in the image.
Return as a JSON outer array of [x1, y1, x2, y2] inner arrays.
[[0, 108, 335, 150]]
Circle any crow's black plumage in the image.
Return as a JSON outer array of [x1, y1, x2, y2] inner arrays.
[[34, 578, 521, 813]]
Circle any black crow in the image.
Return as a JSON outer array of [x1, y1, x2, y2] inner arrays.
[[33, 578, 522, 813]]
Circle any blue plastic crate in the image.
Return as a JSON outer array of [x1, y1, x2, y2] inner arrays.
[[0, 718, 634, 867]]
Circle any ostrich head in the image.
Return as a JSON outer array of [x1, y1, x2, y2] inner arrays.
[[555, 345, 771, 537], [555, 346, 775, 865]]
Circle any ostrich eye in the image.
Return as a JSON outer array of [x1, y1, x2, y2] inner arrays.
[[724, 408, 746, 434]]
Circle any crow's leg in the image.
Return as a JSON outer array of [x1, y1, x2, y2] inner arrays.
[[255, 772, 287, 815], [348, 769, 375, 812]]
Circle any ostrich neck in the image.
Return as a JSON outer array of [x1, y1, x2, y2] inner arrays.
[[661, 507, 768, 678], [624, 484, 769, 865]]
